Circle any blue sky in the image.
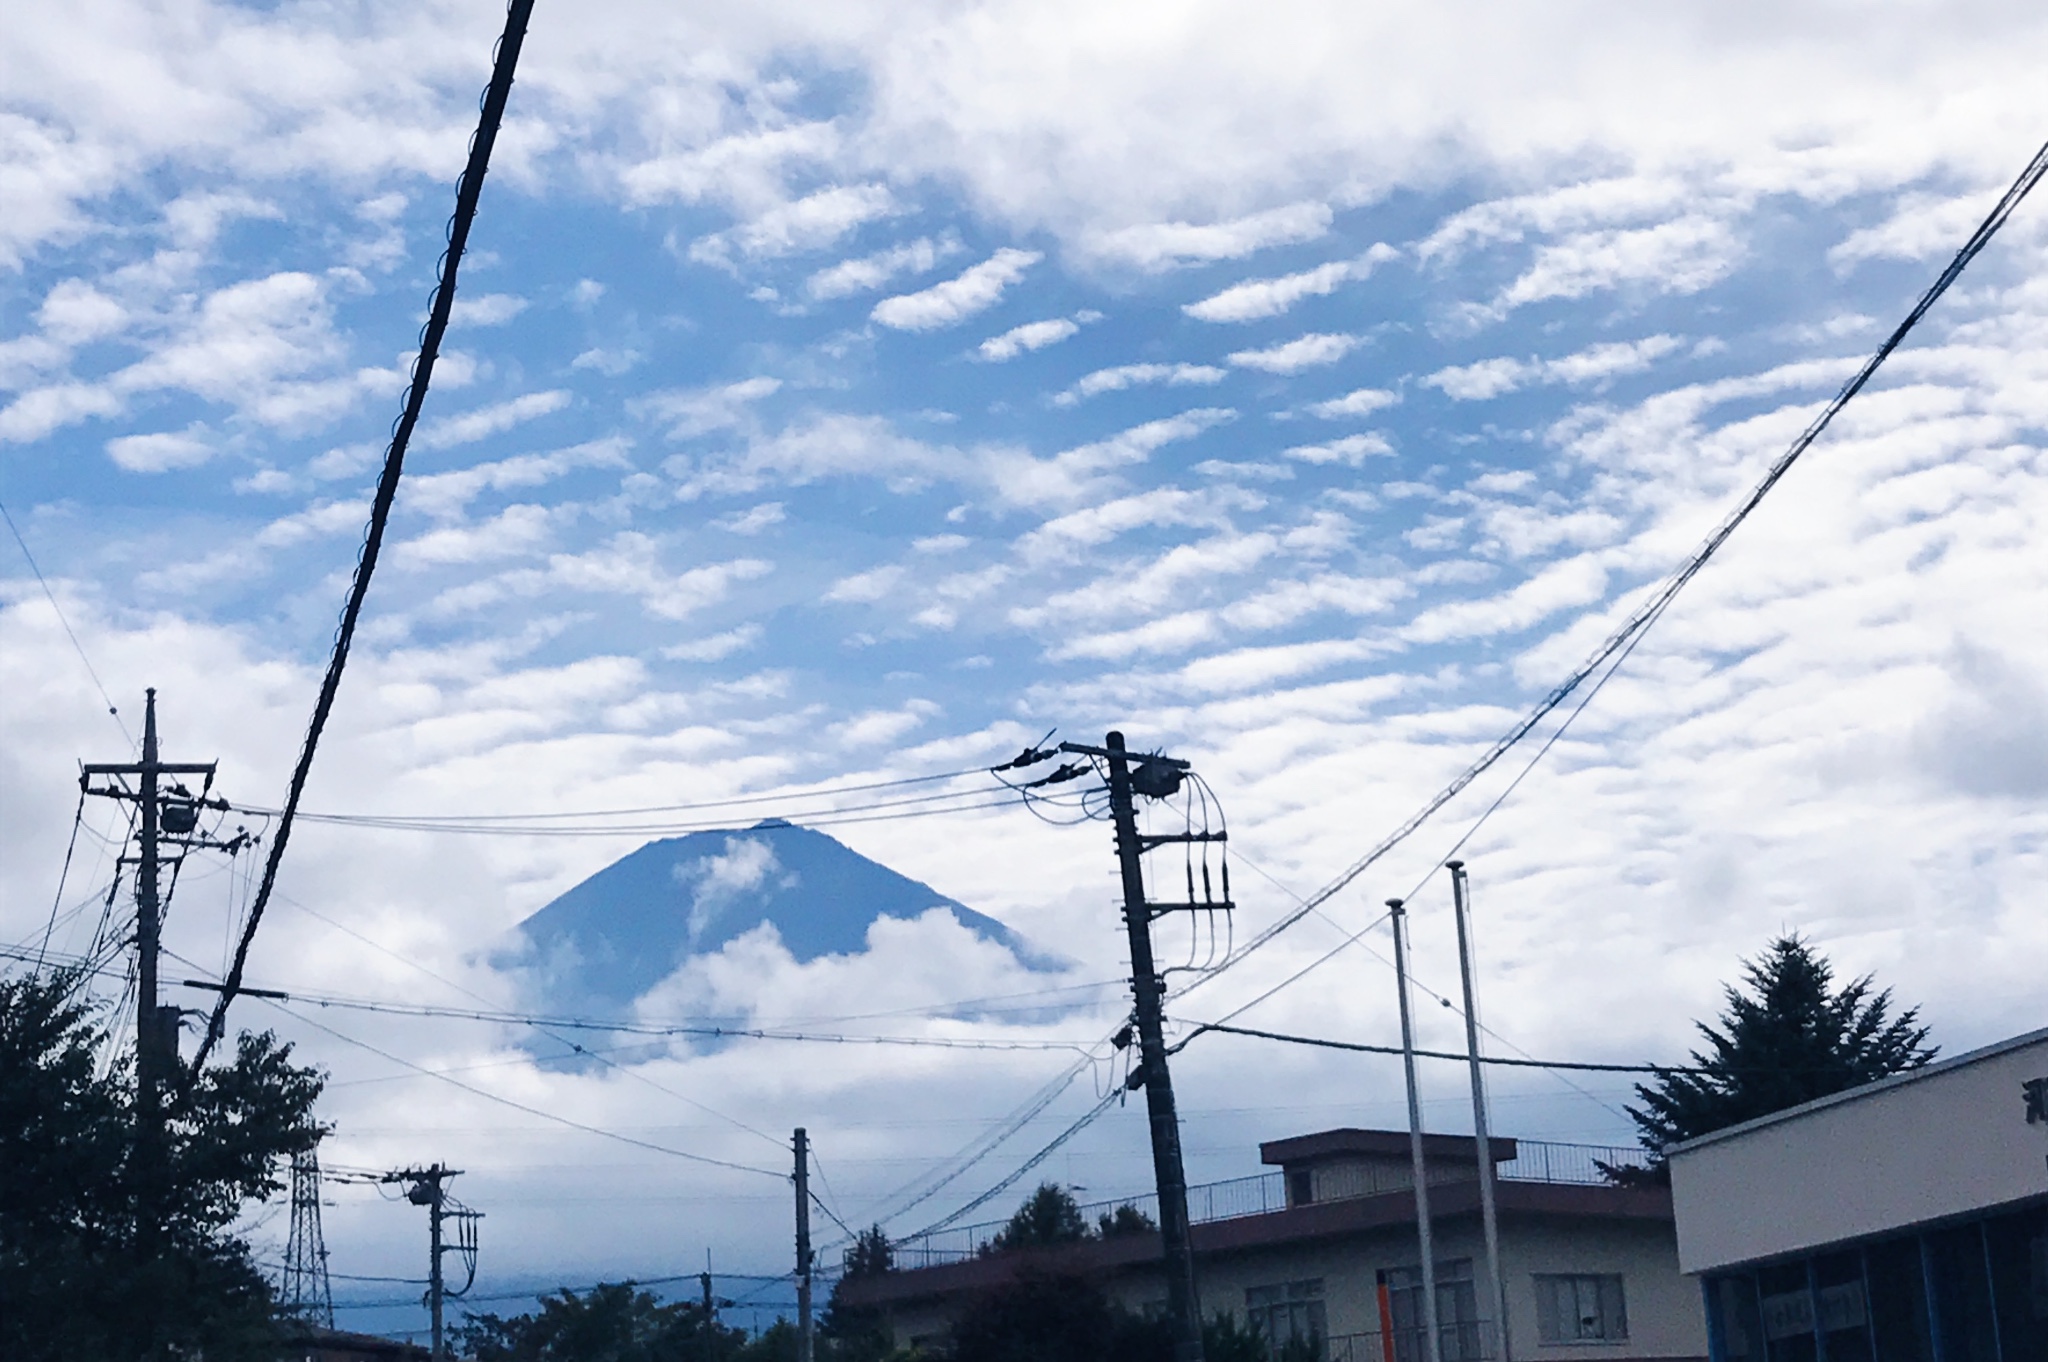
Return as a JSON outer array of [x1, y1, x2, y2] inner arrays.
[[6, 0, 2048, 1337]]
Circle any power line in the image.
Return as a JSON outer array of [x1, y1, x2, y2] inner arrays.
[[1179, 131, 2048, 999], [251, 995, 788, 1181], [190, 0, 537, 1075], [257, 764, 998, 827], [177, 978, 1097, 1053], [0, 497, 131, 745], [1176, 1021, 1681, 1073], [902, 1087, 1123, 1241]]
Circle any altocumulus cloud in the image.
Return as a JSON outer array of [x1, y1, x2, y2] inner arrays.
[[872, 249, 1041, 330]]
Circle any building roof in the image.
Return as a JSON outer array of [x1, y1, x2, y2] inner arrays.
[[1665, 1022, 2048, 1158], [278, 1327, 432, 1360], [1259, 1128, 1517, 1166], [840, 1178, 1672, 1310]]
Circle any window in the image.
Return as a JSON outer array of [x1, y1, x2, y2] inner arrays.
[[1535, 1275, 1627, 1344], [1289, 1168, 1315, 1206], [1248, 1279, 1327, 1357], [1382, 1260, 1485, 1362]]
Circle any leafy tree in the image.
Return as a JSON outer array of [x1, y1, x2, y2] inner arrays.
[[949, 1271, 1168, 1362], [1625, 935, 1936, 1167], [1095, 1203, 1156, 1239], [0, 968, 325, 1362], [989, 1183, 1090, 1251], [841, 1223, 894, 1280], [456, 1282, 747, 1362]]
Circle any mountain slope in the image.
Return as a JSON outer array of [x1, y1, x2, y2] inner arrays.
[[511, 819, 1048, 1015]]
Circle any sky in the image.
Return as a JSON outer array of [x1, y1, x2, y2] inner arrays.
[[7, 0, 2048, 1338]]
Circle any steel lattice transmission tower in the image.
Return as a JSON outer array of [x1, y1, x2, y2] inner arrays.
[[282, 1141, 334, 1329]]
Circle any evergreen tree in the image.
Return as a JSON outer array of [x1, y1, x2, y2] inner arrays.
[[989, 1183, 1090, 1251], [1626, 935, 1935, 1164], [0, 968, 325, 1362], [819, 1225, 897, 1361]]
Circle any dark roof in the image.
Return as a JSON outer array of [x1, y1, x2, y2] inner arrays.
[[842, 1179, 1672, 1310], [278, 1326, 431, 1360], [1259, 1128, 1517, 1167]]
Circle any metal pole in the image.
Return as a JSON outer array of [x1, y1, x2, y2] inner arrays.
[[795, 1128, 814, 1362], [429, 1168, 446, 1362], [1450, 863, 1511, 1362], [1106, 731, 1206, 1362], [1390, 900, 1443, 1362]]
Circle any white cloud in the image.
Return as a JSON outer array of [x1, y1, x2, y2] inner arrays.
[[1493, 216, 1740, 313], [806, 237, 956, 300], [571, 347, 642, 376], [872, 248, 1041, 331], [418, 390, 572, 450], [691, 183, 898, 265], [1283, 432, 1394, 465], [398, 504, 554, 567], [1085, 202, 1333, 270], [105, 424, 214, 472], [1228, 332, 1359, 373], [37, 279, 127, 344], [403, 439, 634, 519], [977, 318, 1078, 362], [662, 623, 764, 662], [450, 293, 528, 326], [715, 502, 785, 534], [1425, 335, 1683, 400], [637, 377, 782, 440], [1184, 245, 1397, 322], [1051, 363, 1227, 406], [826, 565, 904, 603], [1307, 387, 1401, 419]]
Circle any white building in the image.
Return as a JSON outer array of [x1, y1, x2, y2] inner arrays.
[[844, 1127, 1710, 1361], [1667, 1027, 2048, 1362]]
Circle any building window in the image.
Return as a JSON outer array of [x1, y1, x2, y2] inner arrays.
[[1382, 1260, 1486, 1362], [1535, 1274, 1628, 1344], [1289, 1168, 1314, 1206], [1248, 1279, 1327, 1357]]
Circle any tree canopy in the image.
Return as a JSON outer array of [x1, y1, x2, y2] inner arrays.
[[1627, 934, 1936, 1161], [991, 1182, 1091, 1250], [0, 968, 325, 1362]]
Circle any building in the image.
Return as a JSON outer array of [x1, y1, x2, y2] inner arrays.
[[1667, 1027, 2048, 1362], [279, 1327, 432, 1362], [842, 1128, 1710, 1361]]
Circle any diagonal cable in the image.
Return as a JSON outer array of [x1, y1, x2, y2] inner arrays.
[[1185, 134, 2048, 997], [189, 0, 537, 1075]]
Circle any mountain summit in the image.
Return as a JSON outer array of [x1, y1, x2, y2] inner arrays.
[[512, 819, 1049, 1015]]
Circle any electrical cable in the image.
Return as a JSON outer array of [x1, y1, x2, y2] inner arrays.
[[33, 791, 87, 970], [262, 764, 997, 826], [0, 497, 131, 745], [189, 0, 536, 1077], [1178, 133, 2048, 998], [901, 1087, 1123, 1241], [249, 994, 787, 1180]]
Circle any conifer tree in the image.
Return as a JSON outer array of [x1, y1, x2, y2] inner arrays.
[[1626, 935, 1935, 1163]]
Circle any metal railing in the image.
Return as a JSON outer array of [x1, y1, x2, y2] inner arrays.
[[885, 1139, 1652, 1270]]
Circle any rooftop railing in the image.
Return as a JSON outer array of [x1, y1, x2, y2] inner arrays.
[[886, 1139, 1651, 1271]]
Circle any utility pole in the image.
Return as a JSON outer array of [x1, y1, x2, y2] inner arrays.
[[79, 690, 222, 1261], [1390, 900, 1443, 1362], [1449, 863, 1511, 1362], [702, 1260, 717, 1362], [794, 1128, 814, 1362], [386, 1164, 481, 1362], [1060, 731, 1223, 1362]]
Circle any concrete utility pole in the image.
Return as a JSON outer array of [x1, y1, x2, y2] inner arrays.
[[79, 690, 220, 1258], [386, 1164, 480, 1362], [702, 1265, 717, 1362], [1390, 900, 1443, 1362], [1060, 731, 1221, 1362], [795, 1128, 814, 1362], [1449, 862, 1511, 1362]]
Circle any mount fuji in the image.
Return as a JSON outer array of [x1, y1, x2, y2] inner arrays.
[[508, 819, 1056, 1018]]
